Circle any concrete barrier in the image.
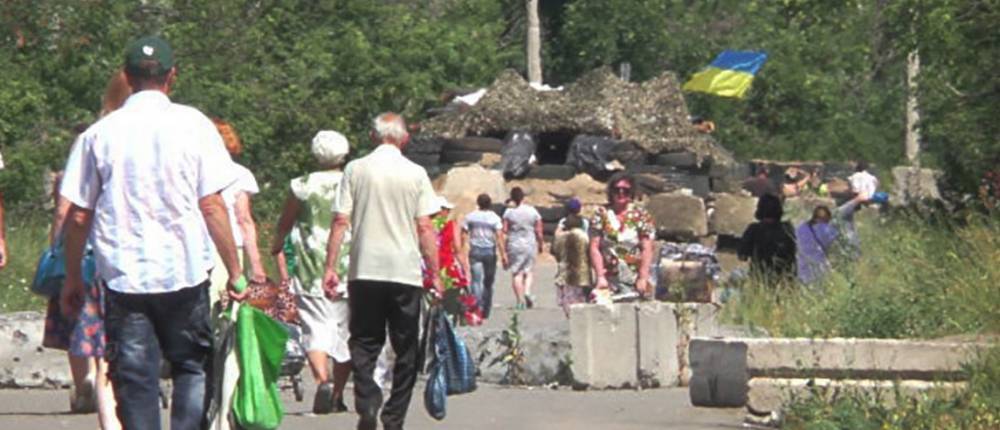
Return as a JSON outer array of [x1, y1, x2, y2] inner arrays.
[[636, 302, 680, 388], [0, 312, 71, 389], [569, 302, 721, 390], [689, 337, 986, 407], [569, 303, 639, 389], [746, 377, 966, 416]]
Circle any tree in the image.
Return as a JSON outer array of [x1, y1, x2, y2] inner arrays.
[[526, 0, 542, 84]]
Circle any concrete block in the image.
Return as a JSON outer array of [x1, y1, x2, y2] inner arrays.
[[646, 192, 708, 241], [892, 166, 944, 206], [0, 312, 71, 389], [636, 302, 679, 388], [675, 304, 723, 386], [689, 338, 749, 407], [747, 377, 966, 416], [746, 338, 984, 380], [569, 303, 638, 389], [708, 193, 757, 237]]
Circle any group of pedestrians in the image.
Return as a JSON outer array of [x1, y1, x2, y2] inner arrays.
[[738, 161, 881, 285], [34, 36, 443, 430]]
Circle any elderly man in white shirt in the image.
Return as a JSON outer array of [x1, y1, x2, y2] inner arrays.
[[323, 113, 443, 430], [59, 36, 245, 430]]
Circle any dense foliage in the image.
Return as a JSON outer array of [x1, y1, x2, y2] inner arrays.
[[1, 0, 996, 215]]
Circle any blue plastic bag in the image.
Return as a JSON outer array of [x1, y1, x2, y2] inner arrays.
[[422, 307, 477, 421]]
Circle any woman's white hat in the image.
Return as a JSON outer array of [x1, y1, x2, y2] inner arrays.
[[311, 130, 350, 166]]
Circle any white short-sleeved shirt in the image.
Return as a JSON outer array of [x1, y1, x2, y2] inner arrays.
[[334, 144, 438, 287], [462, 209, 503, 249], [0, 150, 5, 170], [60, 91, 237, 294], [848, 171, 879, 200], [222, 163, 260, 247]]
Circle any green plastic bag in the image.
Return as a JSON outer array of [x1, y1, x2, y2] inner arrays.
[[233, 304, 289, 430]]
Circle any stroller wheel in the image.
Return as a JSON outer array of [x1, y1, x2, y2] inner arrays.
[[293, 376, 304, 402]]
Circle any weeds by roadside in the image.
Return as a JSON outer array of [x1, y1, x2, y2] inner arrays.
[[783, 347, 1000, 430], [0, 215, 49, 312], [722, 212, 999, 339]]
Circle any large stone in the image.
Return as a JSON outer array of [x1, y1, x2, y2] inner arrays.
[[0, 312, 71, 389], [708, 193, 757, 237], [783, 196, 837, 227], [636, 302, 679, 388], [892, 166, 944, 206], [746, 378, 966, 416], [436, 164, 507, 216], [460, 325, 572, 386], [569, 303, 638, 389], [645, 192, 708, 241]]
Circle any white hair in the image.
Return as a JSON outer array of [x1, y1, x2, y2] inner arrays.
[[311, 130, 350, 167], [372, 112, 408, 144]]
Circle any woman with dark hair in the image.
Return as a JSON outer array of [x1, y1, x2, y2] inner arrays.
[[462, 193, 506, 318], [589, 173, 656, 300], [502, 186, 543, 309], [795, 205, 837, 284], [738, 194, 796, 279]]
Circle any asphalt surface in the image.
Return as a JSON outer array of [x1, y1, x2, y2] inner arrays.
[[0, 260, 745, 429]]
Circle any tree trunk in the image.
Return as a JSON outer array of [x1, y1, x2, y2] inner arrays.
[[526, 0, 542, 85], [905, 49, 921, 166]]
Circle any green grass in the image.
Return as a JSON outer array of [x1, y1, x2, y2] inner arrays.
[[0, 211, 284, 313], [723, 209, 1000, 428], [0, 214, 50, 312], [783, 347, 1000, 430], [722, 211, 1000, 339]]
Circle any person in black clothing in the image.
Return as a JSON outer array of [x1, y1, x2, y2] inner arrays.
[[738, 194, 796, 280]]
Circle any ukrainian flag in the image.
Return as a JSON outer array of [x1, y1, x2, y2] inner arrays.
[[683, 50, 768, 99]]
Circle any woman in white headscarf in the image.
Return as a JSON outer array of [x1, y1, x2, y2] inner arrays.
[[271, 130, 353, 414]]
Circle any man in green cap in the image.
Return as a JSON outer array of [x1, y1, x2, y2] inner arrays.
[[59, 35, 246, 430]]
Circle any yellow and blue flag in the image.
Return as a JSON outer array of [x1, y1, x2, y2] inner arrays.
[[682, 50, 768, 98]]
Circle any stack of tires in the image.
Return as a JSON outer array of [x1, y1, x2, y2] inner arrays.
[[536, 205, 568, 242], [440, 136, 504, 165]]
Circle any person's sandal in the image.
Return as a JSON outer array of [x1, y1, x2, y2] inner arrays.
[[312, 382, 335, 414], [332, 395, 348, 413], [69, 377, 97, 414]]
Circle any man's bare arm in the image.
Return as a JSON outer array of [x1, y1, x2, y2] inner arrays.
[[324, 213, 351, 273], [59, 204, 93, 317]]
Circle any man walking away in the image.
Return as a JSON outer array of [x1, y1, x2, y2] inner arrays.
[[59, 35, 246, 430], [323, 113, 443, 430]]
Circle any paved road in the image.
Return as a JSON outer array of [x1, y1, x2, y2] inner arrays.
[[0, 260, 744, 429], [0, 383, 743, 430]]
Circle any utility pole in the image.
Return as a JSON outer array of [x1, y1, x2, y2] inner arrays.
[[526, 0, 542, 85], [905, 49, 921, 166]]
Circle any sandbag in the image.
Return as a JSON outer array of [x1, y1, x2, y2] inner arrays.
[[499, 130, 536, 178], [566, 135, 617, 177]]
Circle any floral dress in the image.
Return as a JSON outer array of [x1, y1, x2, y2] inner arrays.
[[590, 203, 656, 295], [425, 215, 481, 326], [287, 170, 352, 361]]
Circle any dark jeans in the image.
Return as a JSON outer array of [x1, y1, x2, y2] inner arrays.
[[468, 246, 497, 318], [104, 283, 212, 430], [348, 281, 422, 430]]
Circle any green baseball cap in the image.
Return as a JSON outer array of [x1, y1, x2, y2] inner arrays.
[[124, 35, 174, 77]]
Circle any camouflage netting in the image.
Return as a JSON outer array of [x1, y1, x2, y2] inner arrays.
[[423, 67, 734, 165]]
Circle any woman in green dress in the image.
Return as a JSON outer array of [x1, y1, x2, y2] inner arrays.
[[271, 130, 353, 414]]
